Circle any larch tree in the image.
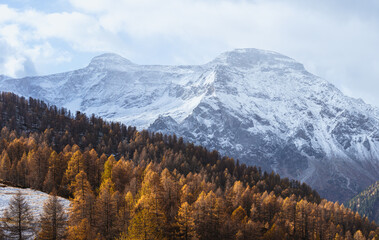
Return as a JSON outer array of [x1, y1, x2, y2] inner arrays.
[[43, 151, 61, 193], [128, 167, 166, 239], [127, 207, 157, 240], [2, 191, 35, 240], [94, 179, 118, 240], [101, 155, 116, 183], [16, 153, 28, 187], [160, 168, 180, 236], [176, 201, 196, 240], [111, 158, 133, 193], [64, 150, 84, 186], [67, 171, 95, 240], [192, 191, 223, 240], [117, 191, 134, 234], [0, 150, 11, 181], [38, 193, 68, 240], [26, 147, 50, 189], [353, 230, 366, 240]]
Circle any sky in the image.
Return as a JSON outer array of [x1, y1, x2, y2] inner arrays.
[[0, 0, 378, 106]]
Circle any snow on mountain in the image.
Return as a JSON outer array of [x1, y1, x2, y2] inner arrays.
[[0, 75, 11, 81], [0, 185, 70, 217], [1, 48, 379, 202]]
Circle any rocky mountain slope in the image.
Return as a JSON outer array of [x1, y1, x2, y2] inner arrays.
[[1, 48, 379, 202], [347, 180, 379, 223]]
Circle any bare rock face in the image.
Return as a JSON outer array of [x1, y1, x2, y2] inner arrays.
[[1, 48, 379, 202]]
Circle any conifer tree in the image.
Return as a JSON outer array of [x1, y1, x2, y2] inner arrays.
[[67, 218, 91, 240], [2, 191, 35, 240], [353, 230, 366, 240], [94, 179, 118, 240], [43, 151, 61, 193], [38, 193, 68, 240], [127, 207, 157, 240], [0, 150, 11, 181], [176, 202, 196, 240], [111, 158, 133, 193], [26, 147, 50, 189], [67, 171, 95, 239], [128, 167, 166, 239], [16, 153, 28, 187], [192, 191, 223, 240], [64, 150, 84, 186], [101, 155, 116, 183], [117, 191, 134, 234]]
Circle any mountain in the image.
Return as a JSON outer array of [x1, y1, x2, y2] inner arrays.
[[0, 75, 11, 81], [1, 49, 379, 202], [2, 92, 378, 239], [347, 180, 379, 223]]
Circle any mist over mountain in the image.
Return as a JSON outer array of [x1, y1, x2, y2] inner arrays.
[[1, 48, 378, 202]]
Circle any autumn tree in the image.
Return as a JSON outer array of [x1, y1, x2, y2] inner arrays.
[[111, 158, 133, 193], [176, 202, 196, 240], [43, 151, 65, 193], [0, 150, 11, 181], [67, 171, 95, 240], [38, 193, 68, 240], [128, 166, 166, 239], [127, 207, 158, 240], [192, 191, 223, 240], [64, 150, 85, 186], [94, 179, 118, 239], [117, 191, 134, 234], [26, 146, 50, 189], [2, 191, 35, 239], [353, 230, 366, 240]]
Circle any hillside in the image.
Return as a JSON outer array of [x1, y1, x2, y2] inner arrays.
[[347, 181, 379, 224], [1, 49, 378, 202], [0, 92, 378, 239], [0, 185, 70, 217]]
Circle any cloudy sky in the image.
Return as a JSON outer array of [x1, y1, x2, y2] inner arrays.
[[0, 0, 378, 106]]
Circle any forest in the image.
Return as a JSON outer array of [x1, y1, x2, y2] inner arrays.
[[0, 92, 378, 239], [347, 181, 379, 226]]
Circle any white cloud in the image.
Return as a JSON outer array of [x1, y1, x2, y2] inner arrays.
[[0, 4, 124, 77], [0, 1, 378, 106]]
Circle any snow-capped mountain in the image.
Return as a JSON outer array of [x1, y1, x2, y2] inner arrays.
[[1, 49, 379, 202], [0, 75, 11, 81]]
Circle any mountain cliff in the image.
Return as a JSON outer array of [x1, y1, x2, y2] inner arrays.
[[1, 48, 378, 202]]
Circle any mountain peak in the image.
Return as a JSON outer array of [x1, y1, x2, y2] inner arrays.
[[88, 53, 135, 69], [211, 48, 305, 70], [3, 48, 379, 202]]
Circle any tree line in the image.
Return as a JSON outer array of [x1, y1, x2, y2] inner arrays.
[[0, 92, 378, 239]]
